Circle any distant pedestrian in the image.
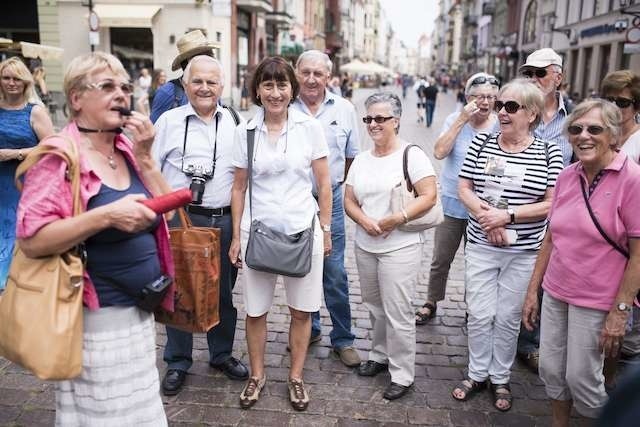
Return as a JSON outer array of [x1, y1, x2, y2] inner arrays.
[[423, 79, 438, 127], [452, 79, 563, 412], [415, 72, 499, 326], [522, 99, 640, 425], [240, 74, 249, 111], [341, 73, 353, 102], [148, 69, 166, 108], [0, 57, 53, 290], [345, 92, 438, 401], [414, 77, 426, 124], [135, 67, 151, 115]]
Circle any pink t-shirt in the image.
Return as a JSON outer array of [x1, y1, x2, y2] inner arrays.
[[15, 122, 175, 311], [543, 151, 640, 311]]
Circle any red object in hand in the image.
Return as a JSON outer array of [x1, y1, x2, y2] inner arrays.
[[140, 188, 192, 214]]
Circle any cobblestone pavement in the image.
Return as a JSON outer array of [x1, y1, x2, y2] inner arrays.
[[0, 87, 587, 426]]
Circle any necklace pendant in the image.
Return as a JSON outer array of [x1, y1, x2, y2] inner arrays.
[[108, 157, 117, 170]]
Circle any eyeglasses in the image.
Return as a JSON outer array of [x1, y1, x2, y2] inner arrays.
[[86, 80, 134, 96], [567, 124, 606, 136], [362, 116, 394, 124], [470, 76, 500, 87], [521, 68, 550, 79], [468, 94, 497, 101], [603, 96, 636, 109], [494, 100, 524, 114]]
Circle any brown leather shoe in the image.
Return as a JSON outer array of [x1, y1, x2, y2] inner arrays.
[[334, 346, 361, 367], [288, 378, 310, 411]]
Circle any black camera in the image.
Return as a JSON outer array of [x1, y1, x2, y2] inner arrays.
[[138, 275, 173, 312], [183, 164, 213, 205]]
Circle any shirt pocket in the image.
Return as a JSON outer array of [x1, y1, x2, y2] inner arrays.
[[328, 125, 348, 154]]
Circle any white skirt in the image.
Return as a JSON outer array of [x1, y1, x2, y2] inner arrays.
[[55, 306, 167, 427]]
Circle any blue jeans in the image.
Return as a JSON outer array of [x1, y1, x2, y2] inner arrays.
[[425, 100, 436, 127], [163, 212, 238, 371], [311, 187, 355, 349]]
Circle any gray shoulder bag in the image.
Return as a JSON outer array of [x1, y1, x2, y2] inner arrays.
[[244, 128, 314, 277]]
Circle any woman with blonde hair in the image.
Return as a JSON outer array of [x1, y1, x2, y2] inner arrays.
[[16, 52, 175, 425], [0, 57, 53, 290]]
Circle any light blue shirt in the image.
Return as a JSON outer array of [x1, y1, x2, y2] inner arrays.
[[534, 92, 571, 166], [292, 90, 360, 188], [439, 112, 499, 219]]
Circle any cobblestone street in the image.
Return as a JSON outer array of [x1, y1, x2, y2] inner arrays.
[[0, 87, 573, 426]]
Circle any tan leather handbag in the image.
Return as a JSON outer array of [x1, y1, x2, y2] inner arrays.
[[0, 136, 84, 380], [155, 208, 220, 333]]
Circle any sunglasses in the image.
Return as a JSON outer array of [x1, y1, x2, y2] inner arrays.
[[521, 68, 549, 79], [603, 96, 636, 109], [362, 116, 394, 124], [567, 124, 606, 136], [86, 80, 134, 96], [494, 100, 524, 114], [470, 76, 500, 87]]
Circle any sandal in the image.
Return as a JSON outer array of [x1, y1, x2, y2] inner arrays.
[[239, 375, 266, 409], [415, 301, 437, 325], [451, 377, 486, 401], [490, 382, 513, 412]]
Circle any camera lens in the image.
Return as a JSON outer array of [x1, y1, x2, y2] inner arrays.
[[190, 177, 206, 205]]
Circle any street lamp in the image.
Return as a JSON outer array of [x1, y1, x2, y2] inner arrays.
[[548, 13, 571, 38]]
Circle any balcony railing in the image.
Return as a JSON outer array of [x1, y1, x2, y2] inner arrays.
[[236, 0, 273, 14]]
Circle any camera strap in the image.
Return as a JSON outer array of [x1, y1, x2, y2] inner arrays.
[[180, 113, 219, 177]]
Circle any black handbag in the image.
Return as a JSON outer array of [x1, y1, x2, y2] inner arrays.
[[244, 128, 314, 277]]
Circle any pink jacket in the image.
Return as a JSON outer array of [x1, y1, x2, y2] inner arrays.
[[16, 122, 175, 311]]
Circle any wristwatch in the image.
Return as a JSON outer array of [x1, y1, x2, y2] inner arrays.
[[507, 208, 515, 224], [16, 151, 24, 161], [617, 302, 632, 312], [321, 224, 331, 233]]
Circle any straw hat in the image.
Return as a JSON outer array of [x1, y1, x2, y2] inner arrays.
[[171, 30, 217, 71]]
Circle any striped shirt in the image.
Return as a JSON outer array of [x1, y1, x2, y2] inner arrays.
[[534, 92, 571, 166], [459, 133, 564, 251]]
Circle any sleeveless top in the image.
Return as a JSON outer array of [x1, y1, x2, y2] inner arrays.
[[0, 103, 38, 289], [86, 161, 161, 307]]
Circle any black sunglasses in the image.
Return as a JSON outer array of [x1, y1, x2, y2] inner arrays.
[[494, 100, 524, 114], [522, 68, 549, 79], [567, 124, 606, 136], [362, 116, 394, 124], [470, 76, 500, 87], [603, 96, 636, 109]]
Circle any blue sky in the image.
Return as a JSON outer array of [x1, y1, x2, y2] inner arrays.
[[379, 0, 437, 48]]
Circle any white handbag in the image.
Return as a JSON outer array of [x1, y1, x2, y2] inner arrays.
[[390, 144, 444, 232]]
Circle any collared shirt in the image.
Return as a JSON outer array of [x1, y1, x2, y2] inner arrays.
[[153, 103, 245, 209], [292, 90, 360, 187], [543, 151, 640, 311], [534, 92, 571, 166], [232, 107, 329, 235], [16, 122, 175, 311]]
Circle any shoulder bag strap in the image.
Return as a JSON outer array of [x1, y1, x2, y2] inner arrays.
[[579, 176, 630, 259], [247, 128, 255, 219], [223, 104, 241, 125], [402, 144, 423, 195]]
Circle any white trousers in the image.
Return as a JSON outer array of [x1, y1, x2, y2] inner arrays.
[[539, 292, 608, 419], [465, 244, 537, 384], [355, 243, 422, 387]]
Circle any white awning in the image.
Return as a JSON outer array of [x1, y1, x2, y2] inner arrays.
[[93, 4, 162, 28], [19, 42, 64, 61]]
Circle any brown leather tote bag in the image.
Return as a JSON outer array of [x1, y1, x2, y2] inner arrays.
[[155, 208, 220, 333]]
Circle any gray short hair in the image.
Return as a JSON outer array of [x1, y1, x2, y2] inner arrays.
[[296, 50, 333, 73], [364, 92, 403, 134], [499, 78, 544, 130], [182, 55, 225, 85], [565, 99, 622, 147]]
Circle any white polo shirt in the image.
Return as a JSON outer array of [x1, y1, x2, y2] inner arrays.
[[153, 103, 245, 208], [232, 107, 329, 235]]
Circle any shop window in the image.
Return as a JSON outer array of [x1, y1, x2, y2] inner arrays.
[[523, 1, 537, 45]]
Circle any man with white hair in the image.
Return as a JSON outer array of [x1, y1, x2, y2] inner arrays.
[[292, 50, 362, 367], [153, 55, 248, 395], [516, 47, 570, 373]]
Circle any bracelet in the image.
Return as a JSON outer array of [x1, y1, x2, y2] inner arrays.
[[401, 208, 409, 223]]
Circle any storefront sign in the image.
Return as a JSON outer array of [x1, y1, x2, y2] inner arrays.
[[623, 43, 640, 53], [580, 24, 616, 38]]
